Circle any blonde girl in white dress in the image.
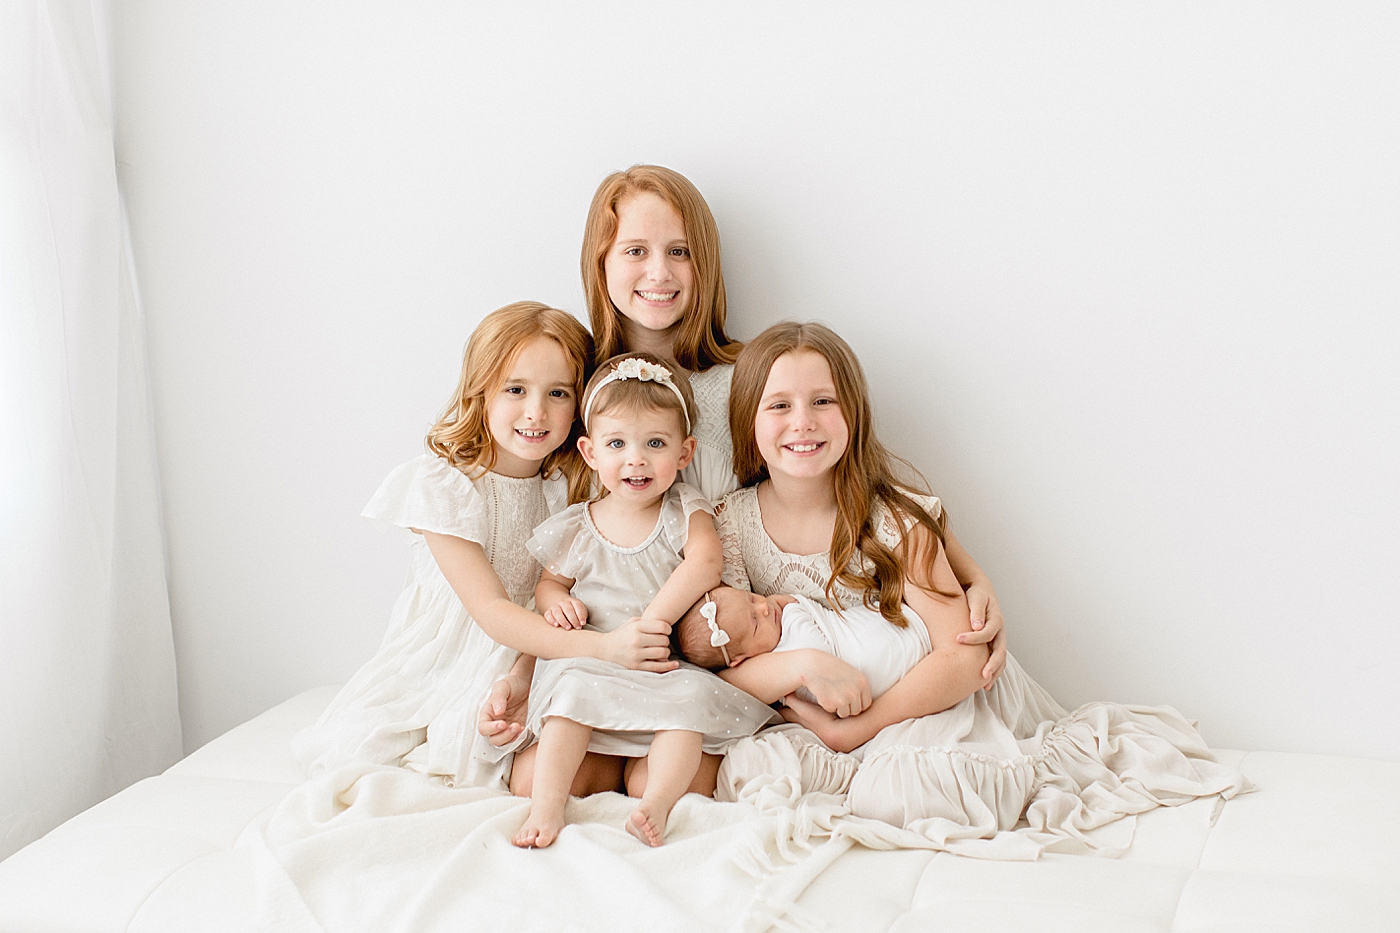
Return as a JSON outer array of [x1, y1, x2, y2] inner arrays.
[[512, 352, 777, 849], [294, 303, 677, 794], [712, 321, 1247, 855]]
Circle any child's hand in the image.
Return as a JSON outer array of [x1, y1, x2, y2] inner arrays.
[[544, 597, 589, 630], [779, 695, 866, 754], [802, 654, 873, 719], [956, 582, 1007, 688], [478, 673, 530, 746], [600, 617, 679, 673]]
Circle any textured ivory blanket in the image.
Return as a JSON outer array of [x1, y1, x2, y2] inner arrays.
[[254, 694, 1249, 933], [254, 763, 802, 933], [253, 765, 968, 933]]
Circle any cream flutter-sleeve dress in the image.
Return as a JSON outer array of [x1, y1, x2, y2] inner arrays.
[[291, 454, 565, 791], [519, 482, 779, 758], [714, 485, 1250, 857]]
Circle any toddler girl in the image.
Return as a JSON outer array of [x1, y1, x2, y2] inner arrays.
[[514, 353, 777, 848], [294, 302, 668, 793]]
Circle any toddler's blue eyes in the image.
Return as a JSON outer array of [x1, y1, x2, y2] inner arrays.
[[647, 439, 664, 448]]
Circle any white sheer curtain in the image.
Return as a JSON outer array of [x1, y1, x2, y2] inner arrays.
[[1, 0, 182, 861]]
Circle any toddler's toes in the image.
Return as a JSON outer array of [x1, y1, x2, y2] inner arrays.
[[514, 815, 562, 848], [625, 806, 664, 847]]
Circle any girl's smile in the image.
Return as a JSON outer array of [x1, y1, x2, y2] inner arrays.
[[604, 192, 694, 349], [486, 337, 577, 477], [754, 350, 849, 482]]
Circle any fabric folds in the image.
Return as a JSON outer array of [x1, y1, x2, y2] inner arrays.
[[293, 457, 558, 790], [718, 656, 1252, 860]]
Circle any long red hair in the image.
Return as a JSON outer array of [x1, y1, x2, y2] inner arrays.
[[581, 165, 741, 371], [730, 322, 956, 624]]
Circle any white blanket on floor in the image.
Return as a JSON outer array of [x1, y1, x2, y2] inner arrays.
[[253, 764, 812, 933], [253, 703, 1249, 933], [253, 767, 945, 933]]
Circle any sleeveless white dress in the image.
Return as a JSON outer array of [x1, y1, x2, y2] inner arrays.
[[291, 454, 565, 790], [520, 483, 779, 757], [714, 485, 1250, 856]]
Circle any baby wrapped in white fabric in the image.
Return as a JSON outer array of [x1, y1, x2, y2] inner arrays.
[[676, 585, 1251, 857], [676, 586, 928, 707]]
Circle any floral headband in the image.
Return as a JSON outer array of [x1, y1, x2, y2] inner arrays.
[[699, 591, 730, 666], [581, 357, 691, 435]]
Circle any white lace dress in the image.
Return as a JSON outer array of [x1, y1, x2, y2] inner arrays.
[[714, 485, 1250, 857], [680, 363, 740, 503], [291, 454, 565, 790], [520, 483, 778, 757]]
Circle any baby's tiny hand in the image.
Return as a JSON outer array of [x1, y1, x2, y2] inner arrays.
[[544, 597, 589, 630]]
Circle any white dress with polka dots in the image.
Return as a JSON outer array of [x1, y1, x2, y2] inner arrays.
[[522, 482, 778, 757]]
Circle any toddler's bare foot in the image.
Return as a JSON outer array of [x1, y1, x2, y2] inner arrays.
[[513, 808, 565, 848], [625, 800, 672, 847]]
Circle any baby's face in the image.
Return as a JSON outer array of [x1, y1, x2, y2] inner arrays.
[[714, 589, 784, 666]]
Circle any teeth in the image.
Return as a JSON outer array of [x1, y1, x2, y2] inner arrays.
[[787, 443, 821, 452], [637, 290, 677, 301], [517, 430, 547, 437]]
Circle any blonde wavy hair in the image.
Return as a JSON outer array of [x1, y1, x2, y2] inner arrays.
[[581, 165, 741, 372], [425, 301, 593, 503], [729, 321, 957, 625]]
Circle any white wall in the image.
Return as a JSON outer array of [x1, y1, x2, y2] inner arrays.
[[113, 2, 1399, 758]]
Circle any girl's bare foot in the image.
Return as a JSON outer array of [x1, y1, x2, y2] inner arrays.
[[625, 800, 672, 847], [514, 807, 565, 848]]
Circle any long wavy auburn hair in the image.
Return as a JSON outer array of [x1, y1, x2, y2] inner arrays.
[[581, 164, 741, 372], [425, 302, 594, 503], [729, 321, 957, 625]]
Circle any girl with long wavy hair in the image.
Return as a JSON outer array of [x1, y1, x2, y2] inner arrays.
[[709, 321, 1247, 852], [296, 302, 676, 796]]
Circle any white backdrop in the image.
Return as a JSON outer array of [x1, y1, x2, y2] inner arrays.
[[112, 2, 1399, 759]]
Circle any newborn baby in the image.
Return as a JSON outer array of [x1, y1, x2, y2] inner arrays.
[[675, 586, 931, 709]]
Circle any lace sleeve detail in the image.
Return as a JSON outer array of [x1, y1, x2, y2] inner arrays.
[[682, 364, 740, 502], [715, 496, 752, 591], [873, 492, 945, 551], [361, 455, 491, 544]]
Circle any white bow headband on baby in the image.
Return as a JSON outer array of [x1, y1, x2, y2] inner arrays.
[[699, 591, 730, 666], [581, 357, 691, 435]]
